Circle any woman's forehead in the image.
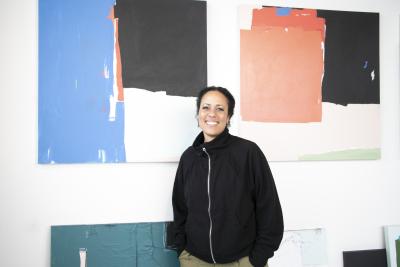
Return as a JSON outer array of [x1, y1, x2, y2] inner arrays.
[[201, 91, 228, 105]]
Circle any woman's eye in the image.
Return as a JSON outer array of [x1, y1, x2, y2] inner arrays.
[[217, 107, 224, 112], [202, 106, 209, 110]]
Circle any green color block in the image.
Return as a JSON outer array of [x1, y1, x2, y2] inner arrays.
[[396, 238, 400, 267], [51, 222, 179, 267], [298, 148, 380, 161]]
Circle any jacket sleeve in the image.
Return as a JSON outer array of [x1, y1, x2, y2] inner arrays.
[[172, 158, 187, 257], [249, 145, 284, 267]]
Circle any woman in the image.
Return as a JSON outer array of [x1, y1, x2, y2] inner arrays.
[[172, 86, 283, 267]]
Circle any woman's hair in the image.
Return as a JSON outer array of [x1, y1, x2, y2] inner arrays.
[[196, 86, 235, 119]]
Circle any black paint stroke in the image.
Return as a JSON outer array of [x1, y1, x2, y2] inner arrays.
[[317, 10, 380, 105], [115, 0, 207, 97]]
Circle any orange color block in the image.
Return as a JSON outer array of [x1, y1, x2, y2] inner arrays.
[[252, 7, 325, 39], [108, 7, 124, 101], [240, 7, 325, 123]]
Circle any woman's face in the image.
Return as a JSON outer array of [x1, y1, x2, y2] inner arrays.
[[198, 90, 230, 143]]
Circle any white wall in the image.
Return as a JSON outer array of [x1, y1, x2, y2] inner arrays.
[[0, 0, 399, 266]]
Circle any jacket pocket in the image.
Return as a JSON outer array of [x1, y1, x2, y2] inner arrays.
[[236, 209, 255, 229], [185, 211, 210, 256], [236, 200, 255, 229]]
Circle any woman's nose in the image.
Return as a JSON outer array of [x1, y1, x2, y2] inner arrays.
[[207, 109, 216, 116]]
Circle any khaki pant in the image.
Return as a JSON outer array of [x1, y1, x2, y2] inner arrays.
[[179, 250, 268, 267]]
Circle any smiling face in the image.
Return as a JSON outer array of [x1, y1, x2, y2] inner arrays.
[[198, 90, 230, 143]]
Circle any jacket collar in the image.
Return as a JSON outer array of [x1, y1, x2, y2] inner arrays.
[[192, 127, 231, 154]]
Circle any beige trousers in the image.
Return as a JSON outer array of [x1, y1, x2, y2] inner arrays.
[[179, 250, 268, 267]]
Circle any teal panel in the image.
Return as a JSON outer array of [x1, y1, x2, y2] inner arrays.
[[51, 222, 179, 267]]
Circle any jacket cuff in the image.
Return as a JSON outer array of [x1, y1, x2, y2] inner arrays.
[[249, 253, 267, 267]]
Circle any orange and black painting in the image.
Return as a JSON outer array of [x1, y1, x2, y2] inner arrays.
[[239, 6, 380, 161]]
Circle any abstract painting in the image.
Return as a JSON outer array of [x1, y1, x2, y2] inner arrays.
[[384, 225, 400, 267], [268, 228, 328, 267], [39, 0, 206, 163], [239, 6, 380, 161], [51, 222, 178, 267]]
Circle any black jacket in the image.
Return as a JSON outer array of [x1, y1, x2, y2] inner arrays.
[[172, 128, 283, 267]]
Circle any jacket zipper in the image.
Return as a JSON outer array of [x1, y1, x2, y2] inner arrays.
[[203, 147, 216, 263]]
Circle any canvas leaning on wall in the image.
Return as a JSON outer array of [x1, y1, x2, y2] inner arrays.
[[384, 225, 400, 267], [268, 228, 328, 267], [343, 249, 387, 267], [51, 222, 179, 267]]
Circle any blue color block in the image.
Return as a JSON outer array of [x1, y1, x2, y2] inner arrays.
[[39, 0, 126, 163], [276, 7, 291, 16]]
